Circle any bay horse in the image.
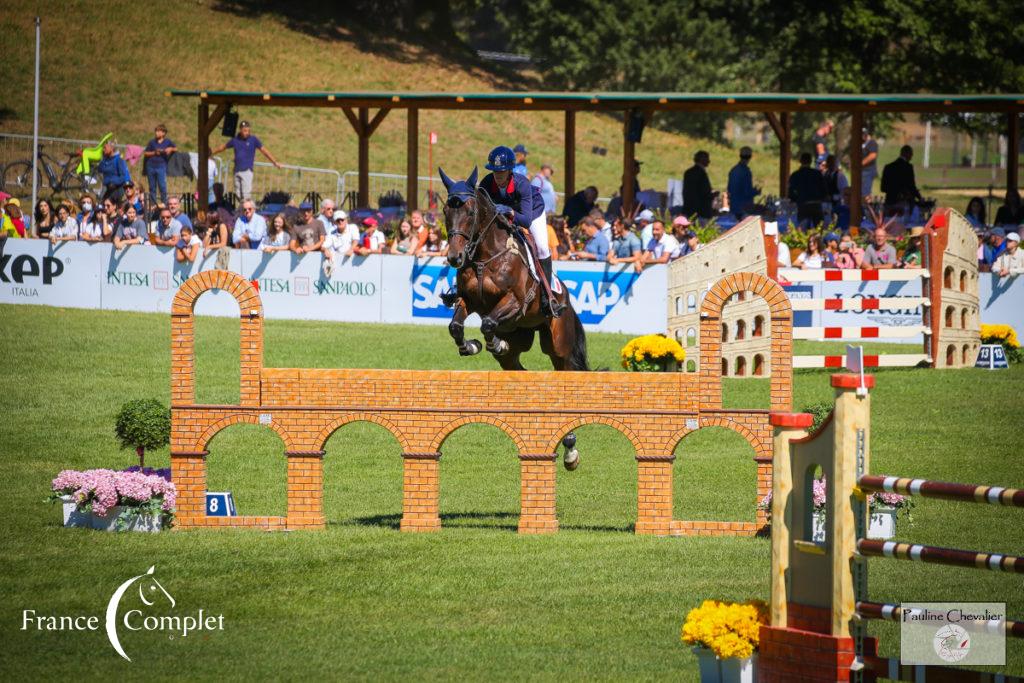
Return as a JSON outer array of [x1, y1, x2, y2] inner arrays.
[[439, 167, 589, 373]]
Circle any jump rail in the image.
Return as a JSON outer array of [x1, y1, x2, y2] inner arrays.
[[856, 538, 1024, 573], [858, 475, 1024, 507], [856, 600, 1024, 639]]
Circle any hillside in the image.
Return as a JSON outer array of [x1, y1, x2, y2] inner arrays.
[[0, 1, 782, 200]]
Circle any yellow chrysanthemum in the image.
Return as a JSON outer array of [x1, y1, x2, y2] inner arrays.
[[621, 334, 686, 371], [680, 599, 767, 659]]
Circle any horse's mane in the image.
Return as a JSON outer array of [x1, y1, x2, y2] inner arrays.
[[473, 187, 512, 231]]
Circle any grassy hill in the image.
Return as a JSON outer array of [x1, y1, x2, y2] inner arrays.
[[0, 0, 783, 200]]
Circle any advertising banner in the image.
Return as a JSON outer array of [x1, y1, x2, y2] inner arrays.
[[0, 240, 101, 310]]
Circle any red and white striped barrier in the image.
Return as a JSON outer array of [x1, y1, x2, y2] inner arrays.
[[790, 296, 930, 311], [793, 353, 930, 369], [792, 325, 929, 340], [779, 268, 929, 283]]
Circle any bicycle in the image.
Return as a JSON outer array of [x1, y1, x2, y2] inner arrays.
[[2, 144, 103, 199]]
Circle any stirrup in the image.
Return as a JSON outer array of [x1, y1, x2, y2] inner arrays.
[[544, 295, 565, 319], [440, 286, 459, 308]]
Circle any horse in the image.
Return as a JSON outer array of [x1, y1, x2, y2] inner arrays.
[[439, 167, 589, 374]]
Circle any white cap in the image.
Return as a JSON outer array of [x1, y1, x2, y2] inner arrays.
[[333, 209, 348, 220], [637, 209, 655, 222], [1008, 232, 1021, 242]]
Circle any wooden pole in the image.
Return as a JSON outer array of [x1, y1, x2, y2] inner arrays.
[[407, 108, 419, 212], [198, 103, 209, 213], [623, 109, 636, 215], [850, 110, 864, 230], [358, 107, 369, 208], [1009, 110, 1020, 194], [564, 110, 576, 208], [779, 112, 791, 198]]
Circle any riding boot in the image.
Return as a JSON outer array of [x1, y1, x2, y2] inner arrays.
[[539, 257, 565, 318]]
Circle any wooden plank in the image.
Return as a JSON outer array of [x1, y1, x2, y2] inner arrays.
[[366, 107, 391, 137], [1009, 111, 1020, 193], [407, 108, 419, 211], [564, 110, 576, 202], [197, 103, 209, 213], [763, 112, 784, 141], [200, 102, 229, 139], [850, 110, 864, 229], [341, 107, 362, 135], [622, 109, 636, 216], [779, 112, 791, 198], [358, 108, 369, 208]]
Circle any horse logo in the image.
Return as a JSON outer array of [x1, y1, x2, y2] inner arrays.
[[105, 565, 175, 662]]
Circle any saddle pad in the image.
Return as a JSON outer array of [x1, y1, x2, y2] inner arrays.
[[510, 231, 562, 295]]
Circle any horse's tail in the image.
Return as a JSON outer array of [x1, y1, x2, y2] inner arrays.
[[569, 308, 590, 371]]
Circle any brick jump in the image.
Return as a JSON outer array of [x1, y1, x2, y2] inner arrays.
[[169, 269, 794, 535], [760, 373, 1024, 683]]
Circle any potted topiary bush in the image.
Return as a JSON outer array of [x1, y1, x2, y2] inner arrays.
[[114, 399, 170, 468]]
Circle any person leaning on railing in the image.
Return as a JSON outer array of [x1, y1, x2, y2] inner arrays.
[[113, 204, 147, 250], [33, 198, 56, 239], [174, 225, 201, 263], [49, 204, 79, 244]]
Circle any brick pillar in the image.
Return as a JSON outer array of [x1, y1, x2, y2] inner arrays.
[[698, 315, 723, 410], [754, 455, 772, 529], [635, 456, 674, 535], [170, 314, 194, 404], [768, 315, 793, 411], [286, 451, 325, 529], [239, 314, 262, 407], [759, 624, 877, 683], [518, 454, 558, 534], [171, 451, 207, 528], [401, 452, 441, 532]]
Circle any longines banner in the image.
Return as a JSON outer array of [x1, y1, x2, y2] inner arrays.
[[1, 240, 1021, 334]]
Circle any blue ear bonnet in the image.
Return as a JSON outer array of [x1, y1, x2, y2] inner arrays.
[[438, 166, 479, 205]]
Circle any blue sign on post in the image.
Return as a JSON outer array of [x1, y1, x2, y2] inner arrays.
[[975, 344, 1009, 370], [205, 492, 237, 517]]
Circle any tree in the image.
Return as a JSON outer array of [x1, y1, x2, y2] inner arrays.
[[114, 399, 171, 468]]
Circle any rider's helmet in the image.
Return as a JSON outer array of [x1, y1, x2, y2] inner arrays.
[[485, 146, 516, 172]]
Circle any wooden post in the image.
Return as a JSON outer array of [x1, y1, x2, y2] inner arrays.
[[779, 112, 791, 198], [407, 108, 419, 212], [1009, 110, 1020, 194], [564, 110, 576, 206], [358, 107, 369, 208], [850, 110, 864, 230], [197, 103, 209, 213], [622, 109, 636, 215]]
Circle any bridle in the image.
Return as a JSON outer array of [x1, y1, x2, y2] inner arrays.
[[447, 196, 500, 268]]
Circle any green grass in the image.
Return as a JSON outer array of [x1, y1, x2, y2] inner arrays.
[[1, 303, 1023, 679]]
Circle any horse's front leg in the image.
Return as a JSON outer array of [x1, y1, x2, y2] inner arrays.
[[449, 298, 482, 356], [481, 291, 522, 356]]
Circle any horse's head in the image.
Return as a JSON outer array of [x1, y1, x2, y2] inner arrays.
[[439, 166, 481, 269]]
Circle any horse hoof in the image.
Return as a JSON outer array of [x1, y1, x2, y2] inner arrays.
[[460, 340, 483, 356], [563, 448, 580, 471], [488, 339, 510, 356]]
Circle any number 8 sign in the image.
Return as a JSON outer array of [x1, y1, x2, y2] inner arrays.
[[206, 492, 237, 517]]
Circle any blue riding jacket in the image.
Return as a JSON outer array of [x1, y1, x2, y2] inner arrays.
[[480, 172, 543, 229]]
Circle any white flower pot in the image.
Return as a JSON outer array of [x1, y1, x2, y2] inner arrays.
[[89, 506, 164, 533], [812, 510, 826, 543], [61, 495, 92, 528], [868, 507, 898, 539], [693, 647, 758, 683]]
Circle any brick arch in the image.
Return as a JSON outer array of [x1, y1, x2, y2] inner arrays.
[[668, 417, 767, 458], [198, 413, 295, 451], [543, 416, 645, 456], [429, 416, 528, 454], [171, 270, 263, 407], [698, 272, 792, 412], [314, 413, 411, 452]]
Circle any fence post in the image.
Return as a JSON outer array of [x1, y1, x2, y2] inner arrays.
[[407, 108, 418, 212]]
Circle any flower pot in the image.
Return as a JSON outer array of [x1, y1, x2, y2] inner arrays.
[[90, 506, 164, 532], [812, 510, 826, 543], [61, 495, 92, 528], [720, 653, 757, 683], [693, 646, 722, 683], [868, 507, 898, 539]]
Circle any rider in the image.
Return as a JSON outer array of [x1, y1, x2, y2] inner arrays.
[[479, 145, 563, 318]]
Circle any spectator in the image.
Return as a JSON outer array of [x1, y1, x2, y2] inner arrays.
[[418, 226, 446, 255], [618, 159, 642, 200], [167, 196, 192, 230], [588, 208, 611, 244], [564, 186, 598, 228], [569, 218, 609, 261], [812, 120, 834, 165], [513, 144, 529, 176], [607, 218, 642, 268], [1, 203, 18, 239], [822, 232, 840, 267], [550, 215, 571, 259], [322, 209, 360, 276], [392, 220, 418, 254], [640, 220, 679, 270], [201, 211, 229, 254], [49, 204, 79, 243], [994, 190, 1021, 227], [143, 124, 176, 206], [355, 217, 386, 256], [209, 182, 234, 223], [861, 128, 879, 198], [262, 213, 292, 253], [211, 121, 282, 202], [880, 145, 922, 208], [80, 197, 117, 243], [983, 227, 1008, 269], [232, 200, 267, 249], [175, 224, 201, 263], [775, 232, 792, 268], [834, 233, 864, 269], [671, 228, 701, 260], [993, 231, 1023, 277], [964, 196, 987, 228], [862, 227, 898, 270], [4, 199, 27, 238], [823, 154, 848, 205], [33, 198, 56, 239], [796, 235, 827, 269], [531, 164, 557, 216], [788, 152, 828, 226], [113, 204, 147, 250], [317, 199, 336, 234], [408, 210, 428, 252], [899, 226, 925, 268], [636, 209, 656, 245], [151, 206, 181, 247], [669, 216, 692, 256], [683, 151, 713, 219], [727, 146, 760, 219], [97, 141, 131, 203], [290, 202, 326, 255], [76, 194, 97, 230], [123, 182, 144, 215]]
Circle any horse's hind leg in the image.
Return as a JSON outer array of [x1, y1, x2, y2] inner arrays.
[[449, 298, 481, 356], [494, 327, 535, 371], [538, 320, 569, 370]]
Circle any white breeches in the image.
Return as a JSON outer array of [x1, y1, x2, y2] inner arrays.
[[529, 214, 550, 259]]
